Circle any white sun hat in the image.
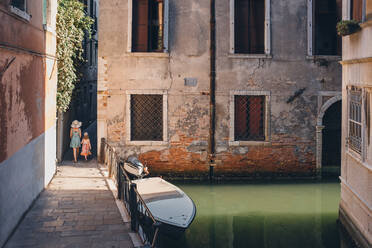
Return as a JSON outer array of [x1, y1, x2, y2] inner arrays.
[[71, 120, 82, 128]]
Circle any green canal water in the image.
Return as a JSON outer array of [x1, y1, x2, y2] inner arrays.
[[161, 181, 344, 248]]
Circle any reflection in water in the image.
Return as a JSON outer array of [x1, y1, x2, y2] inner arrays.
[[160, 181, 346, 248]]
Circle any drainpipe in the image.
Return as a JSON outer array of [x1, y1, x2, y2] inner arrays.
[[209, 0, 216, 182]]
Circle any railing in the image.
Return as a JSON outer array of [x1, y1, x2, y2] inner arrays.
[[100, 138, 161, 247]]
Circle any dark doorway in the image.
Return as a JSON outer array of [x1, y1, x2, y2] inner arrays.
[[322, 101, 341, 176]]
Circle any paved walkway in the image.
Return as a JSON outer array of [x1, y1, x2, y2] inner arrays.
[[5, 160, 134, 248]]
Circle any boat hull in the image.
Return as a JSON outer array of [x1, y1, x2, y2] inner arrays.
[[132, 177, 196, 237]]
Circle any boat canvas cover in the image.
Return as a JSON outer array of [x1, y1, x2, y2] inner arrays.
[[124, 162, 143, 176], [132, 177, 195, 228]]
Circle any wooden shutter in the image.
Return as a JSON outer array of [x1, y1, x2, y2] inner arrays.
[[132, 0, 149, 52], [163, 0, 169, 52], [352, 0, 363, 22]]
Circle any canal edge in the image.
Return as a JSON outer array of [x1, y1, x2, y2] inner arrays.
[[98, 163, 143, 248]]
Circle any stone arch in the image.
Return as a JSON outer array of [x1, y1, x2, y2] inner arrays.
[[316, 94, 342, 173], [317, 95, 342, 126]]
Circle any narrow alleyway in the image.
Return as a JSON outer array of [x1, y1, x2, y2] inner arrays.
[[4, 160, 134, 248]]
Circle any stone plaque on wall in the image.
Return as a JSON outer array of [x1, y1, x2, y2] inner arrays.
[[184, 78, 197, 87]]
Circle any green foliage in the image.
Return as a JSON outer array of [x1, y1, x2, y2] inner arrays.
[[337, 20, 361, 36], [56, 0, 93, 112]]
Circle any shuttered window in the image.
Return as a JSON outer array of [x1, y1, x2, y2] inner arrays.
[[130, 94, 163, 141], [314, 0, 342, 55], [235, 95, 265, 141], [132, 0, 164, 52], [11, 0, 26, 11], [234, 0, 265, 54], [351, 0, 363, 22]]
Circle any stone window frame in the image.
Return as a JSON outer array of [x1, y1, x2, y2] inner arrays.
[[306, 0, 342, 59], [229, 90, 271, 146], [229, 0, 272, 59], [346, 86, 365, 161], [127, 0, 169, 55], [125, 89, 168, 146], [10, 0, 30, 21]]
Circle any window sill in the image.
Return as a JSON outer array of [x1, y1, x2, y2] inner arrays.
[[360, 18, 372, 28], [125, 140, 168, 146], [229, 141, 271, 146], [306, 55, 341, 61], [346, 150, 372, 173], [346, 149, 362, 162], [228, 53, 272, 59], [125, 52, 169, 58], [10, 6, 30, 21]]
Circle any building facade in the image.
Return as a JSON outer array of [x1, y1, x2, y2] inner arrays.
[[340, 0, 372, 246], [0, 0, 58, 246], [98, 0, 342, 179]]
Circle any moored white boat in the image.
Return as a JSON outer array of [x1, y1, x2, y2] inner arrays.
[[132, 177, 196, 236], [124, 156, 144, 177]]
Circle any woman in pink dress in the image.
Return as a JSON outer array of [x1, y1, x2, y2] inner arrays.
[[80, 132, 92, 160]]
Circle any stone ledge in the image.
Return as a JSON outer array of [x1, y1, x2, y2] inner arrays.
[[227, 53, 272, 59], [229, 141, 271, 146], [339, 205, 372, 248]]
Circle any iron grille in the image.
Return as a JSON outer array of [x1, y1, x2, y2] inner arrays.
[[131, 94, 163, 141], [348, 89, 362, 154], [235, 95, 265, 141]]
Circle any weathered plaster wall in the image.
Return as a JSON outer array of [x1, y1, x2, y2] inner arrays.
[[98, 0, 341, 178], [340, 13, 372, 246], [213, 0, 341, 177], [0, 0, 58, 246], [0, 51, 45, 162], [98, 0, 211, 177]]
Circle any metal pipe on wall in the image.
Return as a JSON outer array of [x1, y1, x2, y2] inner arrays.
[[209, 0, 216, 181]]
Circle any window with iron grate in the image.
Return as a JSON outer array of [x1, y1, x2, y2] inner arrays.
[[234, 95, 265, 141], [130, 94, 163, 141], [348, 88, 362, 154]]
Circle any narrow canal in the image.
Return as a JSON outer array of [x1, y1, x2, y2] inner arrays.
[[161, 180, 348, 248]]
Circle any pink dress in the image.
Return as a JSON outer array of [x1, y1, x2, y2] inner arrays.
[[80, 139, 91, 156]]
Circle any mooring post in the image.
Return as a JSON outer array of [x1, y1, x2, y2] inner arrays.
[[99, 138, 105, 163], [209, 163, 214, 183]]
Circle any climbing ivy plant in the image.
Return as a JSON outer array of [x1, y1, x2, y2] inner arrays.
[[56, 0, 93, 112]]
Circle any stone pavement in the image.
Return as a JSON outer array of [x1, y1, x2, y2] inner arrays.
[[4, 160, 134, 248]]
